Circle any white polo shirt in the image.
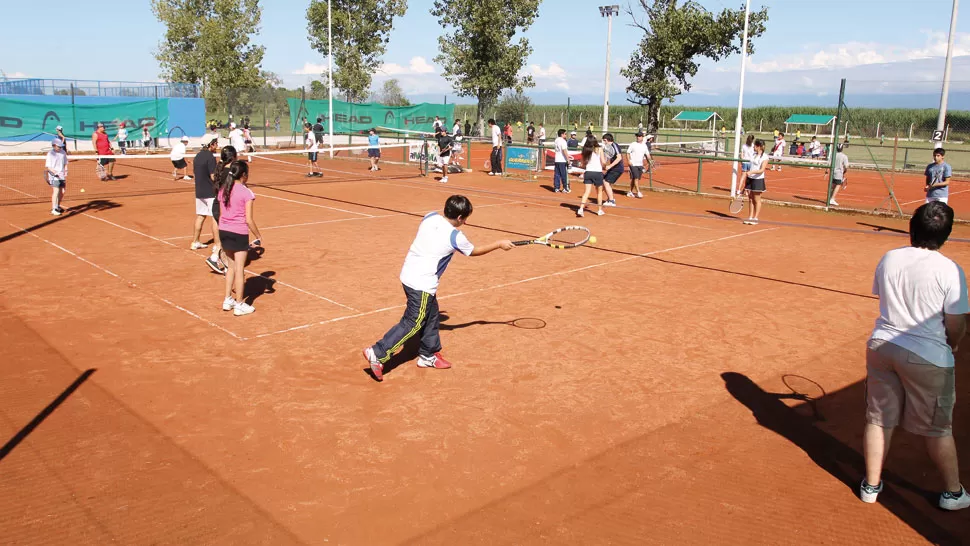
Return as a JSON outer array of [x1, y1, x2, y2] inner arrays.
[[170, 141, 187, 161], [399, 212, 475, 295], [554, 137, 569, 163], [870, 246, 969, 367], [626, 141, 649, 167], [491, 124, 502, 147], [229, 128, 246, 151]]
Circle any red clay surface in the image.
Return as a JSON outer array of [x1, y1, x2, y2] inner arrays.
[[3, 153, 970, 545]]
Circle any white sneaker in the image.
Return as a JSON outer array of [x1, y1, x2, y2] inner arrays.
[[940, 486, 970, 510], [829, 200, 839, 206], [604, 200, 617, 207], [576, 208, 584, 218], [596, 210, 605, 216], [233, 302, 255, 316], [50, 208, 61, 216], [440, 176, 448, 183], [191, 241, 207, 250], [183, 175, 193, 180], [222, 297, 236, 311], [636, 192, 643, 198], [859, 480, 883, 504], [626, 191, 634, 197]]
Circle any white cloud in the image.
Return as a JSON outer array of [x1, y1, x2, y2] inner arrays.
[[6, 71, 28, 78], [526, 62, 570, 91], [293, 62, 328, 76], [379, 56, 436, 75]]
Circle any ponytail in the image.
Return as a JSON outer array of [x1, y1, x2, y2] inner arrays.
[[214, 145, 238, 194], [221, 160, 249, 208]]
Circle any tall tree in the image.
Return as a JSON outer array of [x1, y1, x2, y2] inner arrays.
[[621, 0, 768, 133], [496, 91, 532, 124], [431, 0, 541, 135], [370, 79, 411, 106], [151, 0, 266, 110], [306, 0, 408, 103]]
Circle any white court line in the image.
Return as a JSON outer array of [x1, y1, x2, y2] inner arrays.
[[899, 188, 970, 207], [82, 214, 359, 311], [5, 221, 244, 340], [0, 183, 40, 198], [517, 200, 720, 231], [251, 227, 777, 340], [256, 193, 374, 217]]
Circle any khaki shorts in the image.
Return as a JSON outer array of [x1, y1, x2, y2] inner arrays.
[[866, 339, 955, 437]]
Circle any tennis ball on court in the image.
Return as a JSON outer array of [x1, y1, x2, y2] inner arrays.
[[80, 188, 85, 193], [589, 236, 597, 244]]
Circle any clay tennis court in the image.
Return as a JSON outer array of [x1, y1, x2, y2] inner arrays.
[[2, 152, 970, 544]]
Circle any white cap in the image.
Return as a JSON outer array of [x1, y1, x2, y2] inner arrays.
[[180, 135, 189, 142], [55, 125, 63, 131], [230, 122, 236, 128]]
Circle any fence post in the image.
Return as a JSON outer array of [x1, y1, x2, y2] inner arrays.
[[876, 122, 881, 139], [909, 123, 914, 140], [759, 118, 764, 132], [696, 158, 703, 193], [945, 124, 950, 142], [619, 115, 622, 128], [826, 79, 847, 209], [903, 148, 909, 169], [70, 83, 78, 151]]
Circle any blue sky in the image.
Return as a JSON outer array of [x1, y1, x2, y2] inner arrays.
[[1, 0, 967, 105]]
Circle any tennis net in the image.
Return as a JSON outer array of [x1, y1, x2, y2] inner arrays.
[[0, 142, 423, 206]]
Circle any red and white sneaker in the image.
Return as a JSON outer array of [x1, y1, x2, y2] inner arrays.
[[417, 352, 452, 369], [363, 347, 383, 381]]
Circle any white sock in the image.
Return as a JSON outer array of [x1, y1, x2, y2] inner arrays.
[[210, 247, 220, 260]]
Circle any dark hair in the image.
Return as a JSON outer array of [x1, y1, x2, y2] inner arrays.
[[213, 146, 239, 193], [935, 148, 946, 156], [557, 128, 566, 137], [910, 201, 953, 250], [585, 129, 593, 137], [745, 134, 754, 146], [487, 118, 495, 125], [221, 160, 250, 208], [602, 133, 614, 142], [754, 139, 765, 151], [778, 132, 785, 137], [444, 195, 473, 220], [581, 136, 599, 166], [316, 116, 322, 122]]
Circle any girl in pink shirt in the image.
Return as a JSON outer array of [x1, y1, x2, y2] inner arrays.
[[216, 160, 262, 316]]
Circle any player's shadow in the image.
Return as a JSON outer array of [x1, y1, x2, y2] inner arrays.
[[0, 199, 122, 245], [705, 210, 737, 219], [438, 311, 546, 331], [722, 372, 965, 544], [858, 222, 908, 235], [242, 271, 277, 304]]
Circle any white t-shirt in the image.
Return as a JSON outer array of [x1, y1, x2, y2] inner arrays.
[[45, 149, 68, 179], [748, 152, 767, 179], [626, 141, 649, 167], [741, 144, 755, 161], [170, 141, 187, 161], [584, 148, 603, 173], [399, 212, 475, 295], [116, 128, 128, 142], [305, 133, 318, 152], [809, 141, 821, 155], [433, 119, 442, 131], [554, 137, 569, 163], [772, 138, 786, 157], [229, 128, 246, 151], [538, 127, 546, 140], [490, 124, 502, 147], [870, 246, 969, 367]]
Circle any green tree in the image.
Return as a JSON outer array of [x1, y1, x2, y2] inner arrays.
[[430, 0, 541, 135], [306, 0, 408, 103], [308, 79, 330, 100], [370, 79, 410, 106], [496, 91, 532, 125], [151, 0, 266, 111], [621, 0, 768, 133]]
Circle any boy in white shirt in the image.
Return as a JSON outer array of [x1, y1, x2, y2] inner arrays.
[[625, 132, 651, 198], [170, 135, 193, 180], [304, 123, 322, 177], [116, 123, 128, 155], [552, 128, 571, 193], [228, 122, 249, 162], [45, 138, 69, 215], [488, 118, 503, 176], [770, 132, 786, 171]]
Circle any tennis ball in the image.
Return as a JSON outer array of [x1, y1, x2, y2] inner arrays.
[[80, 188, 85, 193], [589, 236, 597, 244]]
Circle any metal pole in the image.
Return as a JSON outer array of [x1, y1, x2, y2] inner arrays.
[[935, 0, 959, 149], [729, 0, 751, 198], [327, 0, 334, 158], [70, 83, 78, 151], [601, 6, 616, 133], [825, 79, 846, 210]]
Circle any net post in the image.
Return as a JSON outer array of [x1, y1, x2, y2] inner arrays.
[[648, 162, 653, 190], [695, 158, 703, 193], [825, 79, 846, 211], [422, 137, 429, 177]]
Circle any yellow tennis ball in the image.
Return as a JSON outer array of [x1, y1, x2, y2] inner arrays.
[[80, 188, 85, 192], [589, 236, 597, 244]]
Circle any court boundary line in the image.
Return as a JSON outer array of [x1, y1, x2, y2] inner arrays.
[[81, 213, 359, 312], [5, 220, 245, 340], [899, 188, 970, 207], [251, 227, 777, 340]]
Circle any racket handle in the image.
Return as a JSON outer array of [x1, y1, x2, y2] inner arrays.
[[512, 240, 532, 246]]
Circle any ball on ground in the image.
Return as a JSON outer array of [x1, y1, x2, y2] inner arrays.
[[80, 188, 85, 193], [589, 236, 597, 244]]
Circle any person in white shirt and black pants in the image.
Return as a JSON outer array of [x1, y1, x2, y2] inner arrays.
[[487, 118, 503, 176], [552, 129, 571, 193]]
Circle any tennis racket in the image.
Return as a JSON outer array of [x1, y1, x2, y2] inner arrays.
[[483, 159, 491, 171], [513, 226, 591, 249], [729, 193, 745, 214], [95, 159, 106, 181]]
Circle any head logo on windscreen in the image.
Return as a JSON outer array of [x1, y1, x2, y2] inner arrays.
[[41, 111, 61, 131], [384, 111, 395, 126]]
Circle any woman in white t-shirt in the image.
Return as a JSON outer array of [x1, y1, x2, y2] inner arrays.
[[116, 123, 129, 155], [742, 139, 768, 225], [576, 136, 606, 218]]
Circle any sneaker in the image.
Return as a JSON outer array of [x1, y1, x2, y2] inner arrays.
[[487, 172, 495, 176], [636, 192, 643, 199], [940, 486, 970, 510], [191, 241, 207, 250], [56, 206, 65, 213], [183, 175, 193, 180], [233, 302, 255, 316], [363, 347, 383, 381], [626, 191, 634, 198], [576, 208, 584, 218], [604, 200, 617, 207], [859, 480, 883, 504], [596, 209, 605, 216], [222, 297, 236, 311], [829, 200, 839, 206], [206, 256, 226, 274], [417, 352, 452, 369], [440, 176, 448, 183], [564, 187, 571, 193], [50, 208, 61, 216], [742, 219, 759, 225], [554, 188, 561, 193]]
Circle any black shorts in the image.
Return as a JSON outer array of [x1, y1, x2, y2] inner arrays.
[[583, 171, 604, 187], [98, 157, 115, 166], [832, 178, 845, 186], [604, 168, 623, 184], [629, 166, 644, 180], [212, 199, 221, 223], [172, 159, 187, 169], [219, 230, 249, 253], [308, 152, 318, 161], [368, 149, 380, 158], [745, 176, 766, 192]]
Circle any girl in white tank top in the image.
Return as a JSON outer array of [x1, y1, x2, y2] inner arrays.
[[577, 137, 606, 218]]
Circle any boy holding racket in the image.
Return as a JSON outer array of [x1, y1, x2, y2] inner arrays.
[[45, 138, 68, 215], [363, 195, 515, 381]]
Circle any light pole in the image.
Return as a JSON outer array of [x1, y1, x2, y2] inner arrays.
[[599, 5, 619, 133], [729, 0, 751, 199], [935, 0, 959, 149], [327, 0, 334, 158]]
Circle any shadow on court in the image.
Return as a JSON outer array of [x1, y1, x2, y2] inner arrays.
[[858, 222, 908, 235], [0, 200, 122, 245], [243, 270, 277, 305], [723, 371, 970, 544]]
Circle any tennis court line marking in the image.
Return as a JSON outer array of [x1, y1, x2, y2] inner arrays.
[[255, 193, 375, 217], [81, 213, 359, 312], [899, 188, 970, 206], [0, 183, 40, 198], [514, 200, 721, 231], [251, 227, 777, 340], [159, 201, 518, 240], [6, 220, 244, 340]]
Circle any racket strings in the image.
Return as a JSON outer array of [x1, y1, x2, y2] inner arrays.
[[547, 230, 589, 246]]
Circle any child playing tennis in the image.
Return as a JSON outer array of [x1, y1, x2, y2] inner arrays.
[[743, 139, 768, 225], [362, 195, 515, 381], [217, 160, 262, 316], [45, 138, 68, 215], [304, 123, 322, 177]]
